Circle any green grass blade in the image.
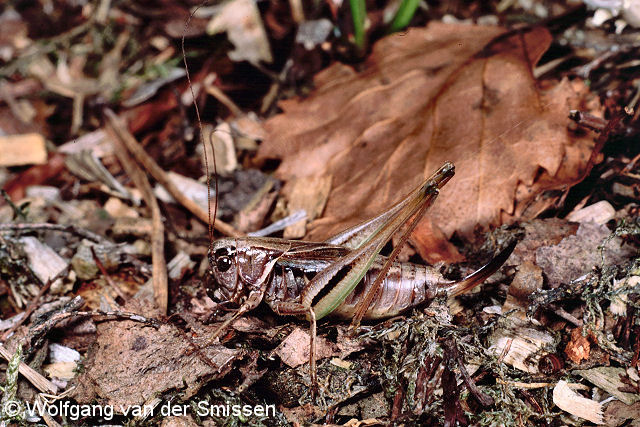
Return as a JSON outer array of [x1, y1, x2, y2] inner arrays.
[[349, 0, 366, 52], [390, 0, 420, 32]]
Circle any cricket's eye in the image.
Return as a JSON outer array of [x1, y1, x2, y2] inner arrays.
[[216, 256, 233, 272]]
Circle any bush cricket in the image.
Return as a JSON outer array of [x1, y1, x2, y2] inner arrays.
[[204, 161, 515, 395], [179, 9, 514, 397]]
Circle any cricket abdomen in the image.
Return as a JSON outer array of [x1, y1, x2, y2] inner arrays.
[[262, 258, 442, 319], [329, 260, 443, 320]]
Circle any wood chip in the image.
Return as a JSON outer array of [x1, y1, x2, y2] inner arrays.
[[574, 366, 640, 405], [206, 0, 273, 64], [0, 133, 46, 166], [610, 276, 638, 316], [553, 380, 604, 425], [104, 197, 139, 218], [489, 316, 555, 373], [43, 361, 78, 381], [154, 171, 209, 213], [330, 358, 352, 369]]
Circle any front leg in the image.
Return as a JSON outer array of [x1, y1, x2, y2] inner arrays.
[[274, 301, 318, 400]]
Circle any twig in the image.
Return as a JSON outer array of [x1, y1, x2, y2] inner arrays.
[[496, 378, 590, 391], [36, 394, 62, 427], [90, 246, 128, 301], [0, 344, 58, 394], [0, 223, 105, 243], [1, 190, 28, 220], [580, 112, 624, 181], [288, 0, 305, 23], [27, 296, 160, 351], [203, 74, 244, 118], [104, 112, 168, 313], [247, 209, 307, 237], [497, 338, 513, 364], [552, 305, 583, 327], [103, 109, 242, 238], [444, 337, 494, 407], [0, 276, 54, 342]]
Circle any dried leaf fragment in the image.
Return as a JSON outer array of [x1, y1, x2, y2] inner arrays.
[[207, 0, 273, 65], [565, 327, 590, 364], [274, 327, 336, 368]]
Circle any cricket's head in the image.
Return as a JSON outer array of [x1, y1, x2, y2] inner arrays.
[[206, 237, 286, 306], [207, 238, 240, 304]]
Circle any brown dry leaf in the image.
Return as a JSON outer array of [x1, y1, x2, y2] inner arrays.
[[258, 23, 597, 255]]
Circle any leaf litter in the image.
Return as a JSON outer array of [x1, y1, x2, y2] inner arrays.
[[0, 1, 640, 426]]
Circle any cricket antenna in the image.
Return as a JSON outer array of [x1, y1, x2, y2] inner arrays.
[[182, 1, 217, 252]]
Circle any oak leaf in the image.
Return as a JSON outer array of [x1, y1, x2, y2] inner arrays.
[[258, 23, 598, 259]]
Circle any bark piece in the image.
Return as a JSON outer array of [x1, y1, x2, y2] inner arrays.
[[508, 218, 579, 266], [19, 236, 68, 293], [604, 400, 640, 427], [72, 321, 241, 409], [503, 261, 543, 312], [566, 200, 615, 224]]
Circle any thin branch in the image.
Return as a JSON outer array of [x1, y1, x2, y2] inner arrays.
[[0, 223, 105, 243], [104, 113, 168, 313]]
